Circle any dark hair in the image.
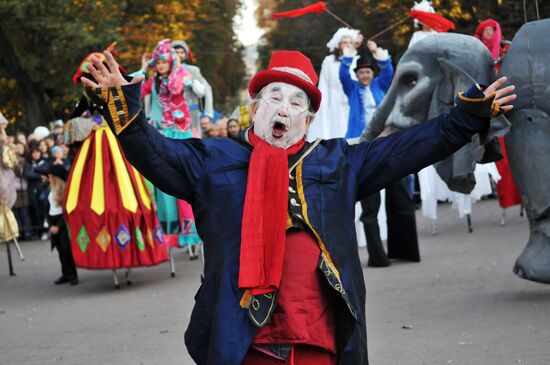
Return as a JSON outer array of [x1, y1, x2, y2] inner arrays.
[[331, 48, 344, 59], [226, 119, 241, 137], [154, 76, 161, 94]]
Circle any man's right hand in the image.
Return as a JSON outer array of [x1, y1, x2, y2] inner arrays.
[[81, 51, 144, 89]]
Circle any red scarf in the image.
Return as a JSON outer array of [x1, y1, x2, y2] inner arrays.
[[238, 130, 305, 296]]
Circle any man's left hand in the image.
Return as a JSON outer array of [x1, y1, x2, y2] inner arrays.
[[483, 77, 516, 112]]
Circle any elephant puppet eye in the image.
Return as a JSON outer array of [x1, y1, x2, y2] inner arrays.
[[400, 72, 418, 87]]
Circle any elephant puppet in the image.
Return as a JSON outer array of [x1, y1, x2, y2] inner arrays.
[[364, 33, 509, 194], [499, 19, 550, 284]]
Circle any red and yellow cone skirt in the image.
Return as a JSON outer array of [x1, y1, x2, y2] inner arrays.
[[63, 123, 168, 269]]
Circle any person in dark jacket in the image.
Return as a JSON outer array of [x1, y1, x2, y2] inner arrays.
[[80, 50, 515, 365], [26, 146, 48, 238], [12, 141, 32, 240]]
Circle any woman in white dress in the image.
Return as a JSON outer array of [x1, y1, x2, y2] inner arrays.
[[306, 28, 361, 141]]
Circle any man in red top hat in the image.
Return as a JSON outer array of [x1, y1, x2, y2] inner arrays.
[[81, 50, 515, 365]]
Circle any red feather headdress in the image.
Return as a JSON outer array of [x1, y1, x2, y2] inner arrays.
[[409, 10, 455, 32]]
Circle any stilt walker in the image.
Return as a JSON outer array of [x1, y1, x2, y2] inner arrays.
[[65, 45, 168, 287], [0, 118, 24, 276], [134, 39, 203, 265]]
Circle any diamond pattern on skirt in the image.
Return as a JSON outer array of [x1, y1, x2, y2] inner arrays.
[[77, 226, 90, 253], [135, 227, 145, 251], [154, 225, 163, 245], [114, 224, 131, 250], [146, 229, 154, 248], [96, 226, 111, 253]]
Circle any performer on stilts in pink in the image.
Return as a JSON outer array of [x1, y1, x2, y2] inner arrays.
[[136, 39, 203, 259]]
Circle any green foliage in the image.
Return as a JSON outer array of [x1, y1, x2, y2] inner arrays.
[[0, 0, 245, 130]]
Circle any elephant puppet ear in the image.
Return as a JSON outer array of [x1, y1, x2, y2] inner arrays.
[[428, 57, 476, 120], [434, 136, 482, 194], [478, 113, 511, 164], [438, 58, 511, 143]]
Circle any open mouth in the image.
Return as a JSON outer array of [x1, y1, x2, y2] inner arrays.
[[271, 121, 288, 138]]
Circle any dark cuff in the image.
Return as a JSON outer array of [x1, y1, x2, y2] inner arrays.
[[85, 78, 143, 135], [455, 84, 503, 119]]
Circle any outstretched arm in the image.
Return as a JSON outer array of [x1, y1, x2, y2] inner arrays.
[[348, 78, 515, 200], [81, 51, 208, 201]]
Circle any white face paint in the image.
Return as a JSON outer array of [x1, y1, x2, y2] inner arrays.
[[252, 82, 312, 149]]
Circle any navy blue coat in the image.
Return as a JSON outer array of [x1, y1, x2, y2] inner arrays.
[[90, 82, 489, 365]]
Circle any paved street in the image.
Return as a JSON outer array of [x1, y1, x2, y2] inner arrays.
[[1, 199, 549, 365]]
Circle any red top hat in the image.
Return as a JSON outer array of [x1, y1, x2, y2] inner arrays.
[[249, 51, 322, 111]]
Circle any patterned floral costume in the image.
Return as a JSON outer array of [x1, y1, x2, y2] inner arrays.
[[140, 39, 203, 249]]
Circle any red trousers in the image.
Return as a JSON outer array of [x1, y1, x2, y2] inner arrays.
[[241, 344, 337, 365]]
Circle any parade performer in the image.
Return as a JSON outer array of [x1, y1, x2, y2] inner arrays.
[[135, 39, 203, 258], [339, 40, 392, 141], [408, 0, 455, 48], [306, 27, 362, 140], [406, 16, 449, 229], [171, 40, 215, 138], [0, 120, 19, 244], [474, 19, 510, 74], [341, 41, 417, 266], [474, 19, 522, 211], [0, 120, 24, 276], [64, 48, 167, 271], [82, 49, 515, 365]]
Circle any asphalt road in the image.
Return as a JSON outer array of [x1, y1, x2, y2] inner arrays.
[[1, 199, 549, 365]]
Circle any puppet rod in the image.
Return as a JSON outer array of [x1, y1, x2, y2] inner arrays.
[[368, 16, 410, 41], [324, 8, 353, 28]]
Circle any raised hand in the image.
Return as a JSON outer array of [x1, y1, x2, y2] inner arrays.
[[366, 40, 377, 53], [80, 51, 144, 89], [483, 76, 516, 112]]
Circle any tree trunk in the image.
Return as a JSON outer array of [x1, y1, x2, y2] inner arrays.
[[0, 25, 54, 131]]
